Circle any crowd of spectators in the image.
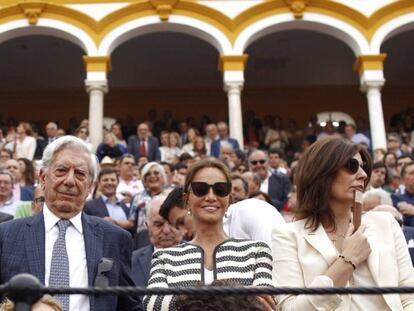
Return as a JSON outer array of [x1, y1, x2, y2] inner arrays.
[[0, 107, 414, 310]]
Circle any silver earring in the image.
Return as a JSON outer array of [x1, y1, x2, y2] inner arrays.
[[187, 209, 192, 215]]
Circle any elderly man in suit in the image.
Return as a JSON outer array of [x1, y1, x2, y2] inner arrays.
[[131, 194, 182, 287], [0, 136, 142, 311], [210, 121, 240, 158], [127, 123, 160, 162]]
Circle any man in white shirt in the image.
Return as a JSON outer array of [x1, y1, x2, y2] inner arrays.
[[0, 170, 20, 216], [0, 136, 142, 311]]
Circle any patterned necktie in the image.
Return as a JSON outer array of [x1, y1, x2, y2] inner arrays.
[[49, 219, 71, 311]]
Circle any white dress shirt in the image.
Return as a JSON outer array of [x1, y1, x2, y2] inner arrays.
[[44, 206, 90, 311]]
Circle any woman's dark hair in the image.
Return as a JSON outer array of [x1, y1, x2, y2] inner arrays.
[[159, 187, 184, 220], [183, 159, 231, 195], [294, 137, 372, 231], [175, 280, 264, 311], [249, 191, 273, 206], [17, 157, 35, 186]]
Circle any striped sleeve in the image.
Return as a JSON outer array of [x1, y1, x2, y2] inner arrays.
[[143, 250, 176, 311], [253, 242, 273, 286]]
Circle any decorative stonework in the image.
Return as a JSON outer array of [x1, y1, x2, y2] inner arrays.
[[18, 3, 47, 25], [283, 0, 310, 19], [219, 55, 248, 72], [83, 56, 112, 73], [353, 54, 387, 76], [149, 0, 179, 21]]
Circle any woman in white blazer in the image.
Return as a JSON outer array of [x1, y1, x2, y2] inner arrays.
[[273, 137, 414, 310]]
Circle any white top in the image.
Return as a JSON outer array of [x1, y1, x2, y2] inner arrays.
[[0, 195, 19, 216], [351, 262, 387, 310], [15, 136, 36, 160], [43, 206, 90, 311], [116, 177, 144, 203], [223, 198, 285, 250], [204, 268, 214, 285]]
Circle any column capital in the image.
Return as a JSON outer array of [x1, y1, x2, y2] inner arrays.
[[83, 56, 112, 73], [354, 54, 387, 93], [218, 54, 248, 72], [360, 78, 385, 93], [85, 80, 108, 94], [224, 81, 244, 93]]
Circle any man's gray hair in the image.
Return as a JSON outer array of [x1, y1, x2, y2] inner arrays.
[[145, 193, 167, 222], [0, 169, 15, 185], [362, 188, 392, 206], [42, 135, 99, 181]]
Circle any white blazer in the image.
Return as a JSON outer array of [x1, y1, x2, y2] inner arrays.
[[272, 211, 414, 310]]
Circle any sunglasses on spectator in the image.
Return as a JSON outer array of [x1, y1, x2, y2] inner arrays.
[[189, 182, 231, 197], [345, 158, 368, 174], [250, 159, 266, 165]]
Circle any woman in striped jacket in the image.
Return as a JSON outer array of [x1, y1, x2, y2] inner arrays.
[[144, 159, 275, 311]]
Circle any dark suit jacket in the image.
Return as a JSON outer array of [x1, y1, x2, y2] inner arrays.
[[268, 172, 291, 211], [127, 136, 160, 162], [0, 212, 13, 223], [0, 212, 142, 311], [84, 197, 129, 219], [210, 138, 240, 158], [403, 226, 414, 267], [21, 185, 34, 201], [131, 245, 154, 287]]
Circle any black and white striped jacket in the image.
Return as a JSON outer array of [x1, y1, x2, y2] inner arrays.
[[143, 238, 273, 311]]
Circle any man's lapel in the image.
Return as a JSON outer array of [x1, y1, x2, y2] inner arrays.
[[24, 212, 46, 283], [82, 213, 104, 286], [98, 197, 110, 217]]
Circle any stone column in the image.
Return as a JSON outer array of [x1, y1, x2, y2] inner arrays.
[[219, 55, 248, 150], [354, 54, 387, 151], [83, 56, 111, 152], [85, 81, 108, 152], [224, 82, 244, 149]]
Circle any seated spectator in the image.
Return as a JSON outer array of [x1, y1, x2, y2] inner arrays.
[[0, 295, 62, 311], [5, 159, 33, 201], [116, 154, 144, 205], [192, 136, 207, 159], [387, 133, 403, 157], [362, 188, 392, 211], [383, 151, 398, 170], [182, 128, 199, 155], [110, 122, 127, 147], [144, 160, 275, 311], [84, 168, 135, 233], [17, 157, 35, 188], [392, 161, 414, 226], [15, 185, 44, 218], [9, 122, 37, 160], [96, 132, 127, 162], [0, 148, 12, 169], [131, 194, 182, 287], [0, 170, 19, 217], [241, 171, 261, 196], [268, 148, 287, 175], [130, 162, 167, 233], [171, 163, 188, 187], [175, 280, 265, 311], [159, 187, 194, 241], [230, 173, 248, 203], [367, 162, 387, 190], [210, 122, 240, 158], [248, 191, 274, 206], [344, 123, 370, 148], [158, 130, 171, 162], [74, 126, 93, 151], [264, 115, 289, 149], [162, 131, 181, 164]]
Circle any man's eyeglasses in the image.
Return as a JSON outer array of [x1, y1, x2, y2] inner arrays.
[[250, 159, 266, 165], [33, 197, 45, 204], [189, 182, 231, 197], [345, 158, 369, 174]]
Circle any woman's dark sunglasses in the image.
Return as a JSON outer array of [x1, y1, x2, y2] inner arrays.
[[190, 182, 231, 197], [345, 158, 369, 174]]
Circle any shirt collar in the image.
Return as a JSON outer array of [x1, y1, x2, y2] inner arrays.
[[1, 194, 14, 206], [101, 194, 119, 205], [43, 203, 83, 234]]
